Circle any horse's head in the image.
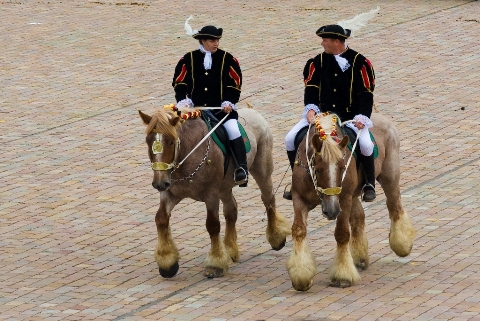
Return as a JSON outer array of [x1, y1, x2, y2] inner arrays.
[[309, 113, 349, 220], [139, 109, 181, 192]]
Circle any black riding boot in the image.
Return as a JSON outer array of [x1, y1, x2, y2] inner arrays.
[[283, 150, 297, 200], [360, 153, 376, 202], [230, 137, 248, 187]]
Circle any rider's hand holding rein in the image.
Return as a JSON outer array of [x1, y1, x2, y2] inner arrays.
[[222, 104, 233, 114], [354, 120, 365, 129], [307, 109, 316, 124]]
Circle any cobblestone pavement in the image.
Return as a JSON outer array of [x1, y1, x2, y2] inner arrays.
[[1, 0, 480, 320]]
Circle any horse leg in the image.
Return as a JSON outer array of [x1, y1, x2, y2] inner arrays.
[[155, 194, 181, 278], [287, 200, 316, 291], [220, 191, 239, 262], [380, 177, 416, 257], [204, 199, 231, 278], [330, 200, 361, 287], [349, 197, 369, 270], [250, 160, 290, 251]]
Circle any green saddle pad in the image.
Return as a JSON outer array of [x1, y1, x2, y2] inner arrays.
[[204, 119, 251, 154], [345, 130, 378, 160]]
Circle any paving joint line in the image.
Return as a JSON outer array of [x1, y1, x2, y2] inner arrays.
[[4, 1, 474, 145]]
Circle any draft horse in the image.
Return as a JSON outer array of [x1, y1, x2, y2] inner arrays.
[[139, 106, 290, 278], [287, 112, 415, 291]]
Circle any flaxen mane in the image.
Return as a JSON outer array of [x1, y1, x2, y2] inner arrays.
[[144, 109, 180, 138]]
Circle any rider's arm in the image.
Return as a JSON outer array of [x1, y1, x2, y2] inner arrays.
[[172, 54, 192, 103], [223, 54, 242, 111]]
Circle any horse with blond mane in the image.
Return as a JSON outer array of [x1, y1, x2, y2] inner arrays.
[[138, 106, 290, 278], [287, 112, 415, 291]]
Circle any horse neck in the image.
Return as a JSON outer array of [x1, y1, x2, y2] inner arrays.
[[177, 118, 209, 160]]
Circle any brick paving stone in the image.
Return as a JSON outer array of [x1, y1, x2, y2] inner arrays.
[[1, 0, 480, 320]]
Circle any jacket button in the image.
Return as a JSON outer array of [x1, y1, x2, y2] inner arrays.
[[205, 88, 208, 91], [333, 104, 336, 107], [205, 72, 208, 75], [204, 104, 207, 107], [333, 89, 337, 92], [334, 73, 338, 77]]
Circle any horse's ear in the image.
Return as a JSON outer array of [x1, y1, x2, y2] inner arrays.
[[310, 133, 322, 153], [339, 136, 349, 150], [169, 115, 181, 127], [138, 110, 152, 125]]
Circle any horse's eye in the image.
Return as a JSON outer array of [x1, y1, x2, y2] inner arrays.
[[169, 141, 175, 146]]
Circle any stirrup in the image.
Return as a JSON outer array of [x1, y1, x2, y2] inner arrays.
[[362, 183, 376, 202], [234, 167, 248, 186], [283, 184, 292, 200]]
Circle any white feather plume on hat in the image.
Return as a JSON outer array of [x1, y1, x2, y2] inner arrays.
[[184, 15, 198, 36], [337, 6, 380, 37]]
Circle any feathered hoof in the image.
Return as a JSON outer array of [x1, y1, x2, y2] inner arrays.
[[292, 278, 314, 292], [204, 266, 225, 278], [271, 238, 286, 251], [329, 279, 352, 288], [159, 262, 179, 278]]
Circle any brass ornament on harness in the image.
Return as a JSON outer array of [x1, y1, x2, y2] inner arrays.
[[149, 131, 180, 172], [152, 133, 164, 154]]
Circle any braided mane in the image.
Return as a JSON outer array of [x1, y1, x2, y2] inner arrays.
[[315, 113, 343, 163]]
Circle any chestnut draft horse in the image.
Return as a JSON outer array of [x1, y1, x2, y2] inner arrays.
[[287, 112, 415, 291], [138, 107, 290, 278]]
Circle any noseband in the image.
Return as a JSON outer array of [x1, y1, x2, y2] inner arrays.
[[309, 151, 343, 197], [150, 130, 180, 171]]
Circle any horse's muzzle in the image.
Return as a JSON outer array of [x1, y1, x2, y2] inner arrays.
[[152, 181, 170, 191], [321, 197, 340, 220]]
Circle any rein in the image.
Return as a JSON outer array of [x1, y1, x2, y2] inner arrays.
[[176, 113, 229, 167]]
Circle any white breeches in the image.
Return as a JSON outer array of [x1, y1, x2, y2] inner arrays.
[[345, 122, 374, 156], [223, 119, 241, 140], [285, 117, 309, 151]]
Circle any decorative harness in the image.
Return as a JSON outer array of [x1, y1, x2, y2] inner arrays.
[[149, 104, 228, 182], [305, 112, 361, 198]]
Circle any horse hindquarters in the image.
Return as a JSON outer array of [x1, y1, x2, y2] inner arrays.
[[380, 168, 415, 257]]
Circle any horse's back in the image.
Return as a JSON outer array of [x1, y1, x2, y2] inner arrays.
[[238, 108, 274, 181], [370, 113, 400, 151], [238, 108, 272, 141], [370, 113, 401, 184]]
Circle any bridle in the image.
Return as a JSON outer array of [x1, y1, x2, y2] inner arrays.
[[150, 130, 180, 171], [305, 118, 361, 198]]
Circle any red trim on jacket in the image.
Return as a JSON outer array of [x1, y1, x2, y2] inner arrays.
[[304, 62, 315, 85], [175, 64, 187, 83], [361, 65, 371, 90], [229, 66, 241, 88]]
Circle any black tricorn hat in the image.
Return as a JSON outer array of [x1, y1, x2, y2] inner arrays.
[[193, 25, 223, 40], [316, 24, 351, 39]]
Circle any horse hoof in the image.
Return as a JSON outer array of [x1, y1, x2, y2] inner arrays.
[[271, 238, 286, 251], [292, 278, 313, 292], [329, 280, 352, 288], [355, 259, 368, 271], [204, 266, 224, 278], [159, 262, 179, 278]]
